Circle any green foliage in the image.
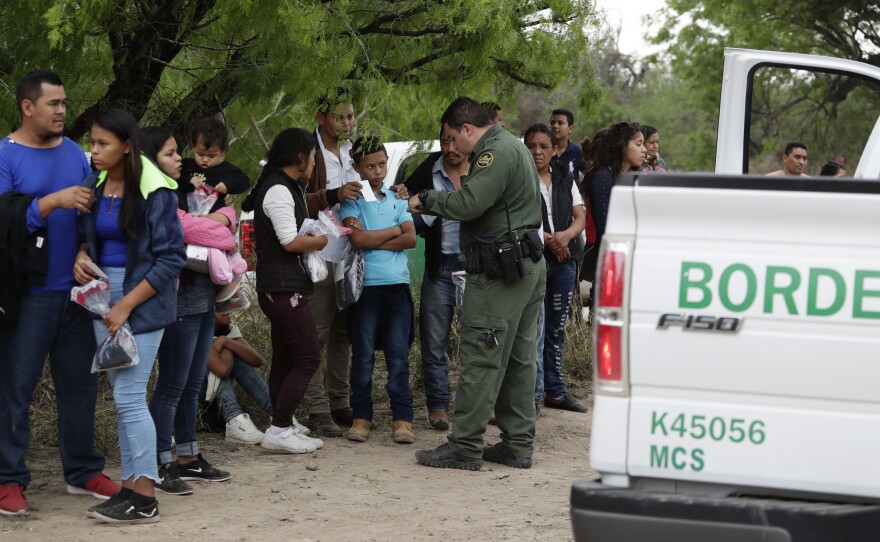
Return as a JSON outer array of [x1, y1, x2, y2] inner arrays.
[[0, 0, 601, 183]]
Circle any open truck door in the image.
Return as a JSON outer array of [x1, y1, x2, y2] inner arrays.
[[715, 48, 880, 178]]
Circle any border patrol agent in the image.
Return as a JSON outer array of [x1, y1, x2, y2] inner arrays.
[[412, 97, 546, 470]]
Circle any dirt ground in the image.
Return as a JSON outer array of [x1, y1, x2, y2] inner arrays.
[[1, 398, 596, 542]]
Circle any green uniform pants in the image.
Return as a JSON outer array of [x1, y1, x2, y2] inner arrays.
[[448, 258, 547, 459]]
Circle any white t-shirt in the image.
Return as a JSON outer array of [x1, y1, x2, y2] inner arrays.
[[539, 170, 584, 234], [263, 184, 301, 245], [316, 129, 360, 190]]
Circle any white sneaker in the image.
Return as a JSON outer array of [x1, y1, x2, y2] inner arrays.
[[291, 415, 310, 436], [225, 413, 264, 445], [294, 431, 324, 450], [261, 427, 317, 454], [205, 372, 221, 402]]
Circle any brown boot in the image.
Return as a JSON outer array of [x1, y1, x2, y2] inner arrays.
[[428, 410, 449, 431], [344, 419, 371, 442], [391, 421, 415, 444]]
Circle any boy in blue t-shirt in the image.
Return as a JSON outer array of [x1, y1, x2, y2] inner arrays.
[[340, 136, 417, 445]]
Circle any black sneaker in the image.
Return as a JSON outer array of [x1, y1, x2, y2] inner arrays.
[[544, 393, 588, 413], [330, 407, 354, 428], [415, 443, 483, 471], [483, 442, 533, 469], [177, 454, 231, 482], [307, 413, 344, 437], [86, 490, 130, 518], [92, 498, 160, 524], [156, 462, 194, 495]]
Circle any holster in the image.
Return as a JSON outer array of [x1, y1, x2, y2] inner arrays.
[[521, 230, 544, 263], [462, 230, 542, 284]]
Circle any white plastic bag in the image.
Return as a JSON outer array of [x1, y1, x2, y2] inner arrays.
[[304, 251, 328, 282], [184, 244, 210, 273]]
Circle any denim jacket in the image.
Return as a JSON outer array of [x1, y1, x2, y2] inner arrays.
[[80, 156, 186, 333]]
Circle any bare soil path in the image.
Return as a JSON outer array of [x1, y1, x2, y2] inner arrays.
[[2, 402, 595, 541]]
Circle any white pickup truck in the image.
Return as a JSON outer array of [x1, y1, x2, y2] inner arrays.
[[572, 48, 880, 540]]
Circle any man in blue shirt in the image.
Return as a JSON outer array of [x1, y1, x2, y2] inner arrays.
[[0, 70, 118, 516], [550, 108, 586, 181], [402, 124, 470, 431]]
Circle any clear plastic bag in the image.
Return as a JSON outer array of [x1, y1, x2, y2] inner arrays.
[[299, 209, 352, 238], [299, 209, 352, 278], [93, 324, 139, 372], [452, 271, 467, 308], [186, 184, 218, 216], [335, 242, 365, 310], [71, 268, 111, 317], [304, 251, 328, 282], [70, 262, 139, 372]]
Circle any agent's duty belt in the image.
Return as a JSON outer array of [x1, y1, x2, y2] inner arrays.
[[460, 230, 543, 284]]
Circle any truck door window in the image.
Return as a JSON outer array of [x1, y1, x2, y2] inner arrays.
[[746, 67, 879, 176]]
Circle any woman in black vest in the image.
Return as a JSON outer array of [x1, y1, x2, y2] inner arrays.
[[241, 128, 327, 454], [523, 123, 587, 413]]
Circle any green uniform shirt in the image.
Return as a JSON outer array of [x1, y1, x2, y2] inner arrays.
[[423, 124, 542, 249]]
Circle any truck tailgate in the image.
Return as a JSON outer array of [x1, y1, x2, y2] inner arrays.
[[624, 175, 880, 498]]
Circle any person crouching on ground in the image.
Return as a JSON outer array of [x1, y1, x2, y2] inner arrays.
[[200, 311, 292, 445], [340, 136, 417, 444]]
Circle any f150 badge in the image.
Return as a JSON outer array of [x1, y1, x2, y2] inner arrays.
[[657, 313, 742, 332]]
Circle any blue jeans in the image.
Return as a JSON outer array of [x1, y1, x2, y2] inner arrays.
[[534, 302, 546, 403], [419, 254, 462, 412], [202, 356, 272, 422], [348, 285, 413, 422], [150, 309, 214, 464], [94, 267, 163, 483], [541, 259, 577, 399], [0, 291, 103, 488]]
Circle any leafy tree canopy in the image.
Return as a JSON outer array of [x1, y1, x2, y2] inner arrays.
[[0, 0, 601, 174]]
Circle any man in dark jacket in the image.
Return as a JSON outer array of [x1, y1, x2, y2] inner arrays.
[[0, 192, 40, 328], [402, 125, 469, 430]]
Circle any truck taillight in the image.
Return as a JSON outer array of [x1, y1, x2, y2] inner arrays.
[[594, 241, 629, 393], [598, 249, 624, 308], [239, 219, 256, 272], [596, 323, 622, 381]]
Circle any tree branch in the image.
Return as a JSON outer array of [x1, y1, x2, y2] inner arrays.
[[358, 25, 449, 37], [490, 56, 552, 89]]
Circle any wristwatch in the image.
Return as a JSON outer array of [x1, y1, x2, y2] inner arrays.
[[418, 189, 431, 209]]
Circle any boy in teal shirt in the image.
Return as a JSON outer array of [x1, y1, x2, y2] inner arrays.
[[340, 137, 417, 444]]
